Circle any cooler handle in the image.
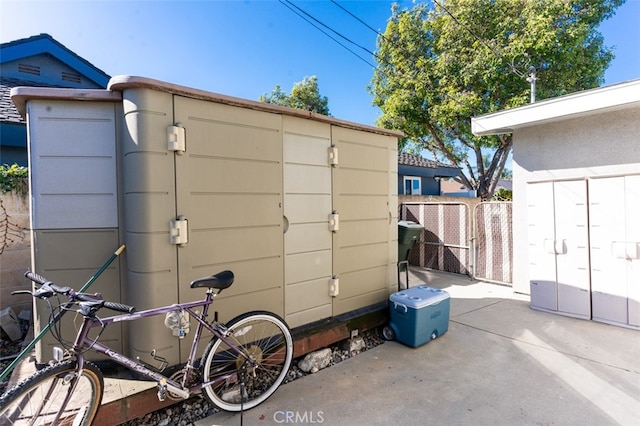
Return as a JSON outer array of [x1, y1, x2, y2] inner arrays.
[[393, 302, 408, 315]]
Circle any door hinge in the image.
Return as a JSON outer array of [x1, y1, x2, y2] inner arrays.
[[167, 125, 186, 154], [170, 216, 188, 246], [329, 212, 339, 232], [328, 146, 338, 166], [329, 277, 339, 297]]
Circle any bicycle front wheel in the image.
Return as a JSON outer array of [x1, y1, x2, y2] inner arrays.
[[201, 311, 293, 411], [0, 359, 103, 426]]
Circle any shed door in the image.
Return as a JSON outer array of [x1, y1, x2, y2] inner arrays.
[[589, 177, 627, 324], [282, 116, 333, 328], [527, 180, 590, 317], [554, 180, 590, 317], [528, 182, 558, 311], [173, 96, 285, 334], [589, 176, 640, 326], [625, 176, 640, 327], [331, 126, 395, 315]]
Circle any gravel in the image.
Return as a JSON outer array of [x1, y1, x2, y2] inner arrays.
[[120, 327, 387, 426], [0, 319, 31, 396]]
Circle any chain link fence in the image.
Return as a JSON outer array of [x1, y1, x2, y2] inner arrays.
[[399, 200, 513, 285], [474, 202, 513, 284], [400, 202, 470, 275]]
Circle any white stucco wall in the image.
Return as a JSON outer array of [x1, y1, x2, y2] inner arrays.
[[511, 106, 640, 294]]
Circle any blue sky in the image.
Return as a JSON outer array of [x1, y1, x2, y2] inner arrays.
[[1, 0, 639, 126]]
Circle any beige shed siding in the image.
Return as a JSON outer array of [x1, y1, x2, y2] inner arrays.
[[173, 95, 285, 361], [26, 99, 122, 362], [31, 229, 122, 360], [283, 116, 333, 328], [331, 126, 397, 315], [119, 88, 181, 363]]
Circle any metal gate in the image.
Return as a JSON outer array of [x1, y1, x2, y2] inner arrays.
[[400, 202, 470, 275], [473, 202, 513, 285]]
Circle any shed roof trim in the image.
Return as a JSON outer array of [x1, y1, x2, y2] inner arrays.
[[471, 79, 640, 136], [108, 75, 404, 138]]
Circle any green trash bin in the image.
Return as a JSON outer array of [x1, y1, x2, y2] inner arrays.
[[398, 220, 424, 290]]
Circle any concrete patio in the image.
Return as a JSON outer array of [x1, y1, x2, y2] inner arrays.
[[197, 268, 640, 425]]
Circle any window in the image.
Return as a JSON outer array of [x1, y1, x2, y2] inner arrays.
[[403, 176, 421, 195]]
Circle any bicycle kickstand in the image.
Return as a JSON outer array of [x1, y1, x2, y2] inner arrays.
[[238, 360, 249, 426]]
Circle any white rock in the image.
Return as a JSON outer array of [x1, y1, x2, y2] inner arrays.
[[298, 348, 332, 373]]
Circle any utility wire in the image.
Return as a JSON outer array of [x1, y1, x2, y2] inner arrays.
[[281, 0, 474, 113], [330, 0, 381, 37], [279, 0, 376, 68]]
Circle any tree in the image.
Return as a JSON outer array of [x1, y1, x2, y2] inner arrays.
[[260, 76, 330, 116], [371, 0, 623, 199]]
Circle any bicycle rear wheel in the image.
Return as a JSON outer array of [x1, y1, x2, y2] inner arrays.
[[201, 311, 293, 411], [0, 359, 103, 426]]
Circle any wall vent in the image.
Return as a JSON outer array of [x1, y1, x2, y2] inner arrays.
[[62, 72, 82, 84], [18, 63, 40, 76]]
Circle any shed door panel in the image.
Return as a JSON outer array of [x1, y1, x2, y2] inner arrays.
[[626, 176, 640, 327], [554, 180, 590, 317], [527, 182, 557, 311], [589, 177, 628, 324], [174, 96, 284, 339], [282, 116, 333, 328], [331, 127, 394, 315]]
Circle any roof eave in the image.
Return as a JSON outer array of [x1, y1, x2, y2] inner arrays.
[[471, 79, 640, 136]]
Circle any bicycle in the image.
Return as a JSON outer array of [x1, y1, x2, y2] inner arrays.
[[0, 270, 294, 425]]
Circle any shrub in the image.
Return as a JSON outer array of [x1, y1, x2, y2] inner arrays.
[[0, 164, 28, 194]]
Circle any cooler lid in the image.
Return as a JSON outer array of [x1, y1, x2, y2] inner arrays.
[[390, 285, 449, 308]]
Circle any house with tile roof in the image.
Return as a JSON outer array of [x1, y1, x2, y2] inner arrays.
[[0, 34, 110, 165], [398, 151, 461, 196]]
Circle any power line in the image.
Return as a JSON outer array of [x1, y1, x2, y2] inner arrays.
[[278, 0, 376, 68], [330, 0, 381, 37]]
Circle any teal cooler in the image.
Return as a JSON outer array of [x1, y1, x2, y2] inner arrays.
[[389, 286, 450, 347]]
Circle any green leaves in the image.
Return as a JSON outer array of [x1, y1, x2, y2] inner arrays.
[[0, 164, 28, 194], [260, 76, 330, 116], [370, 0, 623, 199]]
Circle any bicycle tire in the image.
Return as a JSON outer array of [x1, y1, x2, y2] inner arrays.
[[0, 359, 103, 426], [201, 311, 293, 411]]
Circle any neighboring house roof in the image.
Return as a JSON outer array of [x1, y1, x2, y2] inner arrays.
[[0, 34, 110, 88], [472, 79, 640, 136], [398, 152, 458, 170], [1, 77, 53, 124]]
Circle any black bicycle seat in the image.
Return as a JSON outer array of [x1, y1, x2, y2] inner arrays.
[[190, 270, 234, 290]]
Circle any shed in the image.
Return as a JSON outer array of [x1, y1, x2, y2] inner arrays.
[[472, 79, 640, 330], [11, 76, 403, 364]]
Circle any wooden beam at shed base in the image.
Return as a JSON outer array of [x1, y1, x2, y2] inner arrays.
[[94, 305, 388, 425]]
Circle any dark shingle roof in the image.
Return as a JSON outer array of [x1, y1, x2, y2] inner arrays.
[[0, 77, 54, 123], [398, 152, 458, 169]]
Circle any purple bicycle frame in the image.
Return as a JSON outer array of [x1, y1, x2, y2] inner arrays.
[[69, 290, 250, 399]]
